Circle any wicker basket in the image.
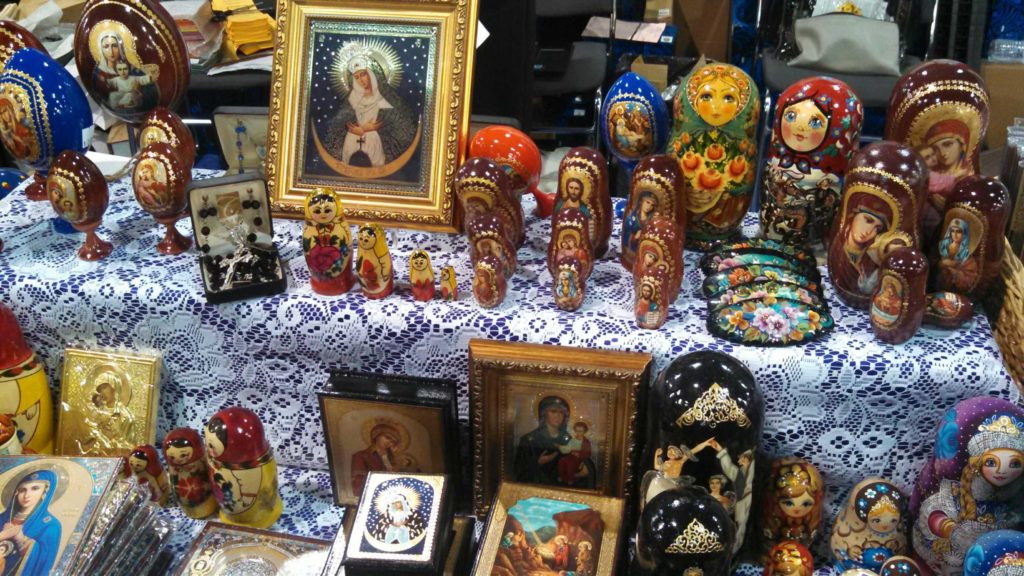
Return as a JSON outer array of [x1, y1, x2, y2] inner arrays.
[[992, 239, 1024, 390]]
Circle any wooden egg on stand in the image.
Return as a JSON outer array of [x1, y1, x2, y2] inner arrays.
[[47, 150, 114, 260], [133, 142, 192, 254]]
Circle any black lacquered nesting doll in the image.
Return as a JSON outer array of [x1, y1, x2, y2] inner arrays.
[[633, 487, 736, 576], [640, 350, 763, 554], [556, 146, 612, 257]]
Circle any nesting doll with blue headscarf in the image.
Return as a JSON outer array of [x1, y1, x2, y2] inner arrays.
[[670, 63, 760, 251], [830, 477, 909, 572]]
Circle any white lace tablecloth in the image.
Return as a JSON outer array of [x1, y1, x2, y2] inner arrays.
[[0, 170, 1018, 572]]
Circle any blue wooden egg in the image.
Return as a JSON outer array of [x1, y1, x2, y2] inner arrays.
[[0, 48, 92, 173], [600, 72, 669, 172]]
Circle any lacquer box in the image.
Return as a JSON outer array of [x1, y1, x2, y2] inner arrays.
[[212, 107, 269, 176], [186, 174, 287, 303], [344, 472, 453, 575]]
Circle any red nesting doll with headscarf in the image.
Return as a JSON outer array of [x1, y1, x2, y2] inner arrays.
[[162, 428, 217, 518], [760, 77, 863, 245], [0, 302, 53, 454], [204, 407, 282, 528], [128, 444, 171, 505]]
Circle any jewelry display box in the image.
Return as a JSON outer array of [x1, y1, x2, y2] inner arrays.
[[186, 173, 287, 303]]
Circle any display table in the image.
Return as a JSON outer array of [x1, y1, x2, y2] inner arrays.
[[0, 170, 1018, 571]]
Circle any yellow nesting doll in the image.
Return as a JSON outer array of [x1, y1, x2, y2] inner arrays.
[[409, 249, 435, 301], [205, 406, 283, 528], [0, 303, 54, 454]]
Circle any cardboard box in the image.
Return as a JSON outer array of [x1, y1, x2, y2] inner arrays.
[[982, 61, 1024, 150], [674, 0, 731, 61], [644, 0, 673, 23]]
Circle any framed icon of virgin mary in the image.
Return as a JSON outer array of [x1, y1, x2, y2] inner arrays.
[[265, 0, 479, 232]]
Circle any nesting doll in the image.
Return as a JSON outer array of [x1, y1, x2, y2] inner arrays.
[[468, 211, 517, 278], [886, 60, 989, 240], [911, 397, 1024, 576], [128, 445, 171, 506], [633, 215, 685, 302], [440, 266, 458, 301], [600, 72, 670, 175], [761, 76, 864, 245], [303, 188, 355, 295], [760, 457, 825, 553], [409, 249, 435, 301], [47, 150, 114, 260], [556, 147, 612, 257], [454, 157, 523, 245], [871, 248, 929, 345], [205, 406, 283, 529], [634, 267, 671, 330], [0, 302, 53, 454], [0, 415, 22, 456], [964, 530, 1024, 576], [671, 63, 760, 250], [827, 142, 928, 308], [831, 478, 909, 571], [641, 351, 763, 553], [554, 257, 585, 312], [633, 487, 736, 576], [879, 556, 924, 576], [162, 428, 217, 519], [622, 155, 686, 269], [765, 541, 815, 576], [932, 176, 1010, 300], [355, 223, 394, 299], [548, 208, 593, 278], [472, 254, 506, 309]]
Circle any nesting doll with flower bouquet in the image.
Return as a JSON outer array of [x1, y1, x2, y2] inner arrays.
[[302, 187, 355, 295], [760, 77, 863, 245], [670, 62, 760, 250], [162, 427, 217, 519]]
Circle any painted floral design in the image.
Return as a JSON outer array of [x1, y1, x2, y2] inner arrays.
[[712, 280, 824, 309], [702, 264, 821, 298], [710, 299, 832, 345]]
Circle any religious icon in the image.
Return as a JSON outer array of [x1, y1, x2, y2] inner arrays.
[[634, 268, 670, 330], [409, 249, 436, 301], [670, 63, 760, 250], [871, 274, 905, 329], [600, 72, 670, 176], [303, 187, 355, 295], [633, 487, 735, 576], [933, 177, 1010, 299], [871, 248, 928, 344], [349, 420, 422, 499], [556, 147, 612, 257], [831, 478, 909, 572], [127, 444, 170, 505], [133, 143, 192, 255], [761, 76, 863, 245], [138, 107, 195, 169], [472, 254, 507, 309], [469, 211, 517, 278], [162, 428, 217, 519], [48, 151, 114, 260], [440, 265, 458, 301], [554, 258, 586, 312], [0, 304, 54, 455], [632, 215, 684, 302], [621, 155, 686, 270], [355, 223, 394, 299], [923, 292, 973, 329], [511, 395, 599, 489], [548, 208, 593, 279], [178, 522, 330, 575], [760, 457, 825, 555], [457, 157, 524, 247]]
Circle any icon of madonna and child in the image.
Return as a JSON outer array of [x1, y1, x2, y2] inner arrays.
[[513, 396, 599, 490], [88, 22, 161, 116]]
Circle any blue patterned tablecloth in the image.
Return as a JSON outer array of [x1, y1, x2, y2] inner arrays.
[[0, 170, 1018, 572]]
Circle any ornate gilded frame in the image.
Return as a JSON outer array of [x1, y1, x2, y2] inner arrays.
[[265, 0, 478, 232], [468, 339, 651, 517]]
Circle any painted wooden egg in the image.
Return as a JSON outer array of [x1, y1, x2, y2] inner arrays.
[[600, 72, 669, 171]]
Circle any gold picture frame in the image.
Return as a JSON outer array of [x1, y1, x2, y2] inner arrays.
[[469, 339, 652, 517], [471, 481, 625, 575], [265, 0, 479, 231], [55, 348, 161, 457]]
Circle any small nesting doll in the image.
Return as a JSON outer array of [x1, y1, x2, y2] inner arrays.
[[409, 249, 435, 301], [622, 155, 686, 269], [633, 215, 685, 302], [765, 541, 815, 576], [162, 428, 217, 519], [440, 266, 458, 301], [831, 478, 909, 572], [556, 147, 612, 257], [760, 457, 825, 554], [303, 188, 355, 295], [128, 445, 171, 506], [964, 530, 1024, 576], [871, 248, 929, 344], [761, 76, 863, 245], [634, 267, 671, 330], [632, 487, 736, 576], [355, 223, 394, 299], [827, 142, 928, 309], [472, 254, 506, 308], [911, 397, 1024, 576], [205, 406, 283, 529], [886, 60, 989, 240], [671, 63, 760, 250], [554, 258, 585, 311], [0, 302, 53, 454], [468, 211, 517, 278], [641, 350, 763, 553], [455, 157, 523, 245], [932, 176, 1010, 300], [47, 150, 114, 260], [548, 208, 593, 278], [0, 414, 21, 456]]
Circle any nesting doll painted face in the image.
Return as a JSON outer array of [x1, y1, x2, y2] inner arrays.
[[303, 188, 355, 295], [641, 351, 763, 553], [826, 142, 928, 309], [633, 215, 684, 303], [601, 72, 669, 172], [964, 530, 1024, 576], [129, 444, 170, 505], [671, 63, 760, 250], [933, 176, 1010, 300], [355, 223, 394, 299], [761, 457, 825, 553], [557, 147, 612, 257], [765, 541, 815, 576], [761, 77, 863, 245], [472, 254, 506, 309], [554, 258, 585, 312], [887, 60, 989, 236], [548, 207, 593, 279], [911, 398, 1024, 576], [830, 478, 909, 572], [162, 427, 217, 519], [205, 406, 283, 529], [633, 487, 736, 576], [622, 155, 686, 270], [48, 150, 114, 261]]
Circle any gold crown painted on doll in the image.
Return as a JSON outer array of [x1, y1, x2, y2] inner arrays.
[[675, 383, 751, 428], [868, 494, 900, 516], [968, 414, 1024, 456], [776, 464, 812, 489], [555, 213, 587, 233], [665, 518, 725, 554]]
